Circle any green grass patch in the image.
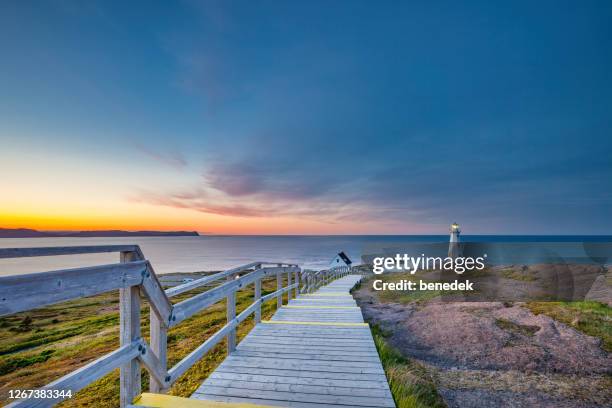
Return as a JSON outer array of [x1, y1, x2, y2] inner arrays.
[[371, 325, 446, 408], [525, 301, 611, 352], [495, 318, 539, 337], [0, 314, 119, 355], [501, 269, 537, 282], [0, 349, 55, 375]]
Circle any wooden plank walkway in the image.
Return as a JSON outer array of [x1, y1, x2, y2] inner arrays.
[[191, 275, 395, 408]]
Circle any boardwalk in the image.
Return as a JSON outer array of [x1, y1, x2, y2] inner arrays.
[[191, 275, 396, 408], [1, 247, 391, 408]]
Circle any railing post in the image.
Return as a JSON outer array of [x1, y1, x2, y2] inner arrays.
[[226, 273, 237, 354], [294, 269, 299, 298], [302, 272, 307, 294], [254, 265, 262, 324], [287, 268, 292, 301], [149, 312, 167, 393], [119, 251, 141, 407], [276, 264, 283, 309]]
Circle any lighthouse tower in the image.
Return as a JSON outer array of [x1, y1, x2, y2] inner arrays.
[[448, 222, 461, 257]]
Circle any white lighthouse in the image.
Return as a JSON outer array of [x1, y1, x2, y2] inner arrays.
[[448, 222, 461, 257]]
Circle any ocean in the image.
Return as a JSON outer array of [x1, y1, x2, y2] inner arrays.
[[0, 235, 610, 276]]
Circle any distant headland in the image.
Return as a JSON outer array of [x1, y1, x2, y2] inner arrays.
[[0, 228, 199, 238]]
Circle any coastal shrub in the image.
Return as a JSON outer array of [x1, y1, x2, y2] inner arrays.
[[0, 349, 55, 375], [13, 315, 35, 332]]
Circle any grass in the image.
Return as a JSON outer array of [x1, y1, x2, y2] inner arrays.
[[0, 349, 55, 376], [495, 318, 539, 337], [525, 301, 611, 352], [0, 274, 286, 406], [501, 269, 537, 282], [371, 325, 446, 408]]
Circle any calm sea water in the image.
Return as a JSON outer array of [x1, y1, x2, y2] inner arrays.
[[0, 235, 610, 276]]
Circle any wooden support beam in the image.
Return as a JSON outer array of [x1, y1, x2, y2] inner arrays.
[[149, 313, 167, 393], [119, 251, 141, 408], [226, 273, 237, 354], [137, 340, 168, 388], [254, 277, 262, 324], [287, 269, 292, 301], [276, 266, 283, 309], [141, 262, 172, 324], [141, 256, 169, 393]]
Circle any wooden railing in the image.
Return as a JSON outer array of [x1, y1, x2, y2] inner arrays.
[[299, 265, 353, 293], [0, 245, 352, 407]]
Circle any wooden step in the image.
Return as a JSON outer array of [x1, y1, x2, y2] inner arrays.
[[131, 392, 278, 408]]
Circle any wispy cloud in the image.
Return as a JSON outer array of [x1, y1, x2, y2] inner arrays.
[[135, 144, 187, 170], [130, 187, 366, 221], [205, 162, 266, 196]]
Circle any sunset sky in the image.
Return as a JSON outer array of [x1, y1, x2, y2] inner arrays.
[[1, 1, 611, 235]]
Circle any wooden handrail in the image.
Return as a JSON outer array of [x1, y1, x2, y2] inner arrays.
[[165, 261, 297, 297], [0, 261, 147, 316], [0, 246, 350, 407], [168, 266, 297, 327], [0, 245, 142, 259]]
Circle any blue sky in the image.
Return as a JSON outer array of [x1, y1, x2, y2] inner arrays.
[[1, 0, 611, 234]]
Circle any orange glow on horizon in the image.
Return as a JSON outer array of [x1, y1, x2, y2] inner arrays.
[[0, 207, 412, 235], [0, 145, 426, 235]]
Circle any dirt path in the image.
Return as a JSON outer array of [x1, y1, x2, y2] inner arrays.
[[354, 284, 612, 408]]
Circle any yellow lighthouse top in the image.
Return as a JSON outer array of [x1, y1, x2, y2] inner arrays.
[[450, 222, 460, 232]]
